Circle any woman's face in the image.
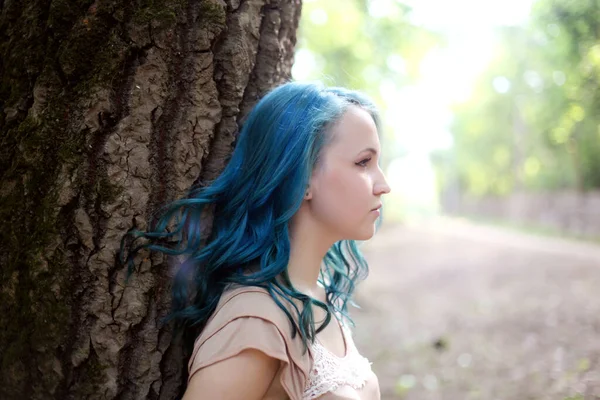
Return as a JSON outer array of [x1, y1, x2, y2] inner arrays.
[[308, 106, 391, 241]]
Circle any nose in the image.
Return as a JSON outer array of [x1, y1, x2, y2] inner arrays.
[[374, 167, 391, 195]]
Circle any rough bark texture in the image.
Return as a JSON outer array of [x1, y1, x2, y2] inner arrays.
[[0, 0, 301, 399]]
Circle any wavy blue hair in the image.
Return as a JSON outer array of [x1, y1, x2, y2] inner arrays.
[[119, 81, 384, 351]]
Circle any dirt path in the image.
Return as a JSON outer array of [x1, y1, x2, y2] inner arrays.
[[353, 217, 600, 400]]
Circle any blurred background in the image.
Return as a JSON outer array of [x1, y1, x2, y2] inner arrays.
[[293, 0, 600, 398]]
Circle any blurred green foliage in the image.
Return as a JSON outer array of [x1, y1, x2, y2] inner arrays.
[[438, 0, 600, 196], [295, 0, 439, 166], [297, 0, 439, 90]]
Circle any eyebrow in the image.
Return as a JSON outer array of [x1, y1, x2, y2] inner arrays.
[[358, 147, 379, 156]]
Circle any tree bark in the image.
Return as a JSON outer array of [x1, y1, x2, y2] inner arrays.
[[0, 0, 301, 398]]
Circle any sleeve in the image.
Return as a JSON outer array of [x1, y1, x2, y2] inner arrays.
[[186, 287, 311, 399], [188, 316, 290, 382]]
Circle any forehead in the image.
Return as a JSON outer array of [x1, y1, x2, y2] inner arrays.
[[326, 106, 380, 153]]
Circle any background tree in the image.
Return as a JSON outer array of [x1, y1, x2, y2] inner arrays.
[[0, 0, 301, 399], [437, 0, 600, 197]]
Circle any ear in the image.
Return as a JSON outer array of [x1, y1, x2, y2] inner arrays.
[[304, 185, 313, 200]]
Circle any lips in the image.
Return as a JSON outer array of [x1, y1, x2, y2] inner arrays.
[[371, 203, 382, 211]]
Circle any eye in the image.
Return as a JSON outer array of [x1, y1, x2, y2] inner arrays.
[[356, 157, 371, 167]]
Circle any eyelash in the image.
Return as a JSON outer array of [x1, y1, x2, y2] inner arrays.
[[356, 158, 371, 167]]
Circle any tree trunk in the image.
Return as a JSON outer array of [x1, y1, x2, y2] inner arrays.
[[0, 0, 301, 398]]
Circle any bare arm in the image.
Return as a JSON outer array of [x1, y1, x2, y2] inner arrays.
[[183, 348, 280, 400]]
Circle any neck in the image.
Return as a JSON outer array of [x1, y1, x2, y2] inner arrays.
[[286, 205, 337, 300]]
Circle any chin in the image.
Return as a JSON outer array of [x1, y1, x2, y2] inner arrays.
[[354, 227, 376, 241], [336, 223, 377, 242]]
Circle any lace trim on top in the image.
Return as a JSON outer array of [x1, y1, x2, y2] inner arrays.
[[302, 321, 373, 399]]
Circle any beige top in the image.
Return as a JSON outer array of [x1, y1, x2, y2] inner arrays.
[[188, 285, 380, 399]]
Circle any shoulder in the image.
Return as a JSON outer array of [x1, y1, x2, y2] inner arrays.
[[189, 284, 310, 368], [214, 284, 294, 328], [190, 284, 292, 354]]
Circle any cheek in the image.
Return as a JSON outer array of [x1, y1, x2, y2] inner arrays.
[[313, 167, 369, 220], [327, 169, 356, 198]]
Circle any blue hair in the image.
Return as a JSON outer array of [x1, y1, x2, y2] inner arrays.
[[119, 81, 384, 351]]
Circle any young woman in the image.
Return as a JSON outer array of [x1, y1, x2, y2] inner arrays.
[[121, 81, 391, 399]]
